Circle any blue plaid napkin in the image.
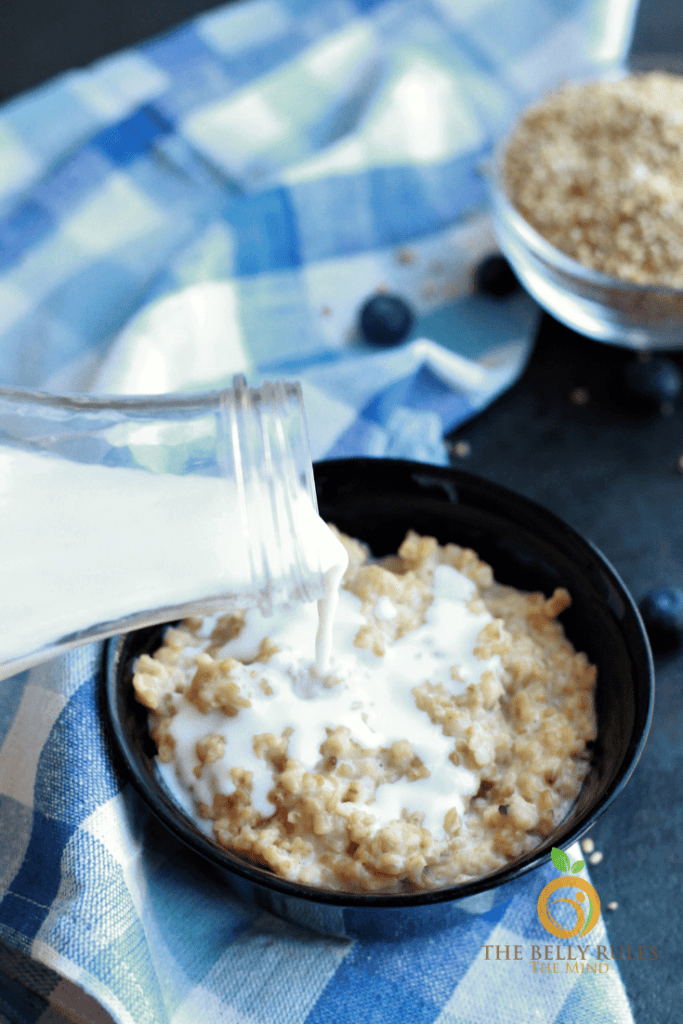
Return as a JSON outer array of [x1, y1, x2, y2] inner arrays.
[[0, 0, 640, 1021]]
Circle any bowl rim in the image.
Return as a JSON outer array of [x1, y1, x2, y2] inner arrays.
[[489, 122, 683, 298], [103, 457, 655, 909]]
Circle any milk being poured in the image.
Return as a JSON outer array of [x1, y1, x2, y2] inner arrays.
[[0, 378, 345, 678], [159, 563, 501, 839]]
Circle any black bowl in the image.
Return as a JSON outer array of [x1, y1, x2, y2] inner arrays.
[[104, 458, 654, 939]]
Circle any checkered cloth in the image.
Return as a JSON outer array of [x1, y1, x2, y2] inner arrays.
[[0, 0, 639, 1021]]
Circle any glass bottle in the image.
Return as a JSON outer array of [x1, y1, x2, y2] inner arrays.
[[0, 375, 331, 679]]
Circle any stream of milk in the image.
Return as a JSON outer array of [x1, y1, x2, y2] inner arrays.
[[161, 563, 502, 836]]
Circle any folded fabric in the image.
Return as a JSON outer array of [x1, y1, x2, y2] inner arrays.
[[93, 275, 533, 464], [0, 0, 631, 396], [0, 0, 640, 1022]]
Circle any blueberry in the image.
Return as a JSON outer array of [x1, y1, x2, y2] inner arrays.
[[622, 356, 682, 411], [474, 254, 520, 298], [638, 587, 683, 651], [359, 294, 414, 346]]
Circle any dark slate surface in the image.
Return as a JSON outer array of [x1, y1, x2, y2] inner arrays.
[[0, 0, 226, 101], [447, 315, 683, 1022]]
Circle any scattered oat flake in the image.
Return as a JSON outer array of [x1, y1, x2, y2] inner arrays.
[[588, 850, 603, 865], [607, 901, 619, 911], [581, 837, 595, 854], [677, 455, 683, 473], [396, 248, 416, 265], [570, 387, 590, 406], [453, 441, 471, 458], [321, 305, 332, 317]]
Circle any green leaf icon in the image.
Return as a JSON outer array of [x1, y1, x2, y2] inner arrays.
[[551, 847, 571, 873], [571, 860, 585, 873]]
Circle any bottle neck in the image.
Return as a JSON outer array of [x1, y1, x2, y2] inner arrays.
[[219, 375, 323, 614]]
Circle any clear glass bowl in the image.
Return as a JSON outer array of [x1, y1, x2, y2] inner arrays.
[[490, 136, 683, 351]]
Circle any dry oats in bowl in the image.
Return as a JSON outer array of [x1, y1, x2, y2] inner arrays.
[[491, 72, 683, 349], [105, 459, 653, 939]]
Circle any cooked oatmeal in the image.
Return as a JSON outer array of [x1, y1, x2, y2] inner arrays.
[[133, 529, 597, 892]]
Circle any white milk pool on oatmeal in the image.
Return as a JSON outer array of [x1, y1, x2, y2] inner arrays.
[[156, 562, 503, 840], [0, 446, 346, 672]]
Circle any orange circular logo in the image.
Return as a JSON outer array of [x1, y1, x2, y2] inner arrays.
[[537, 876, 601, 938]]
